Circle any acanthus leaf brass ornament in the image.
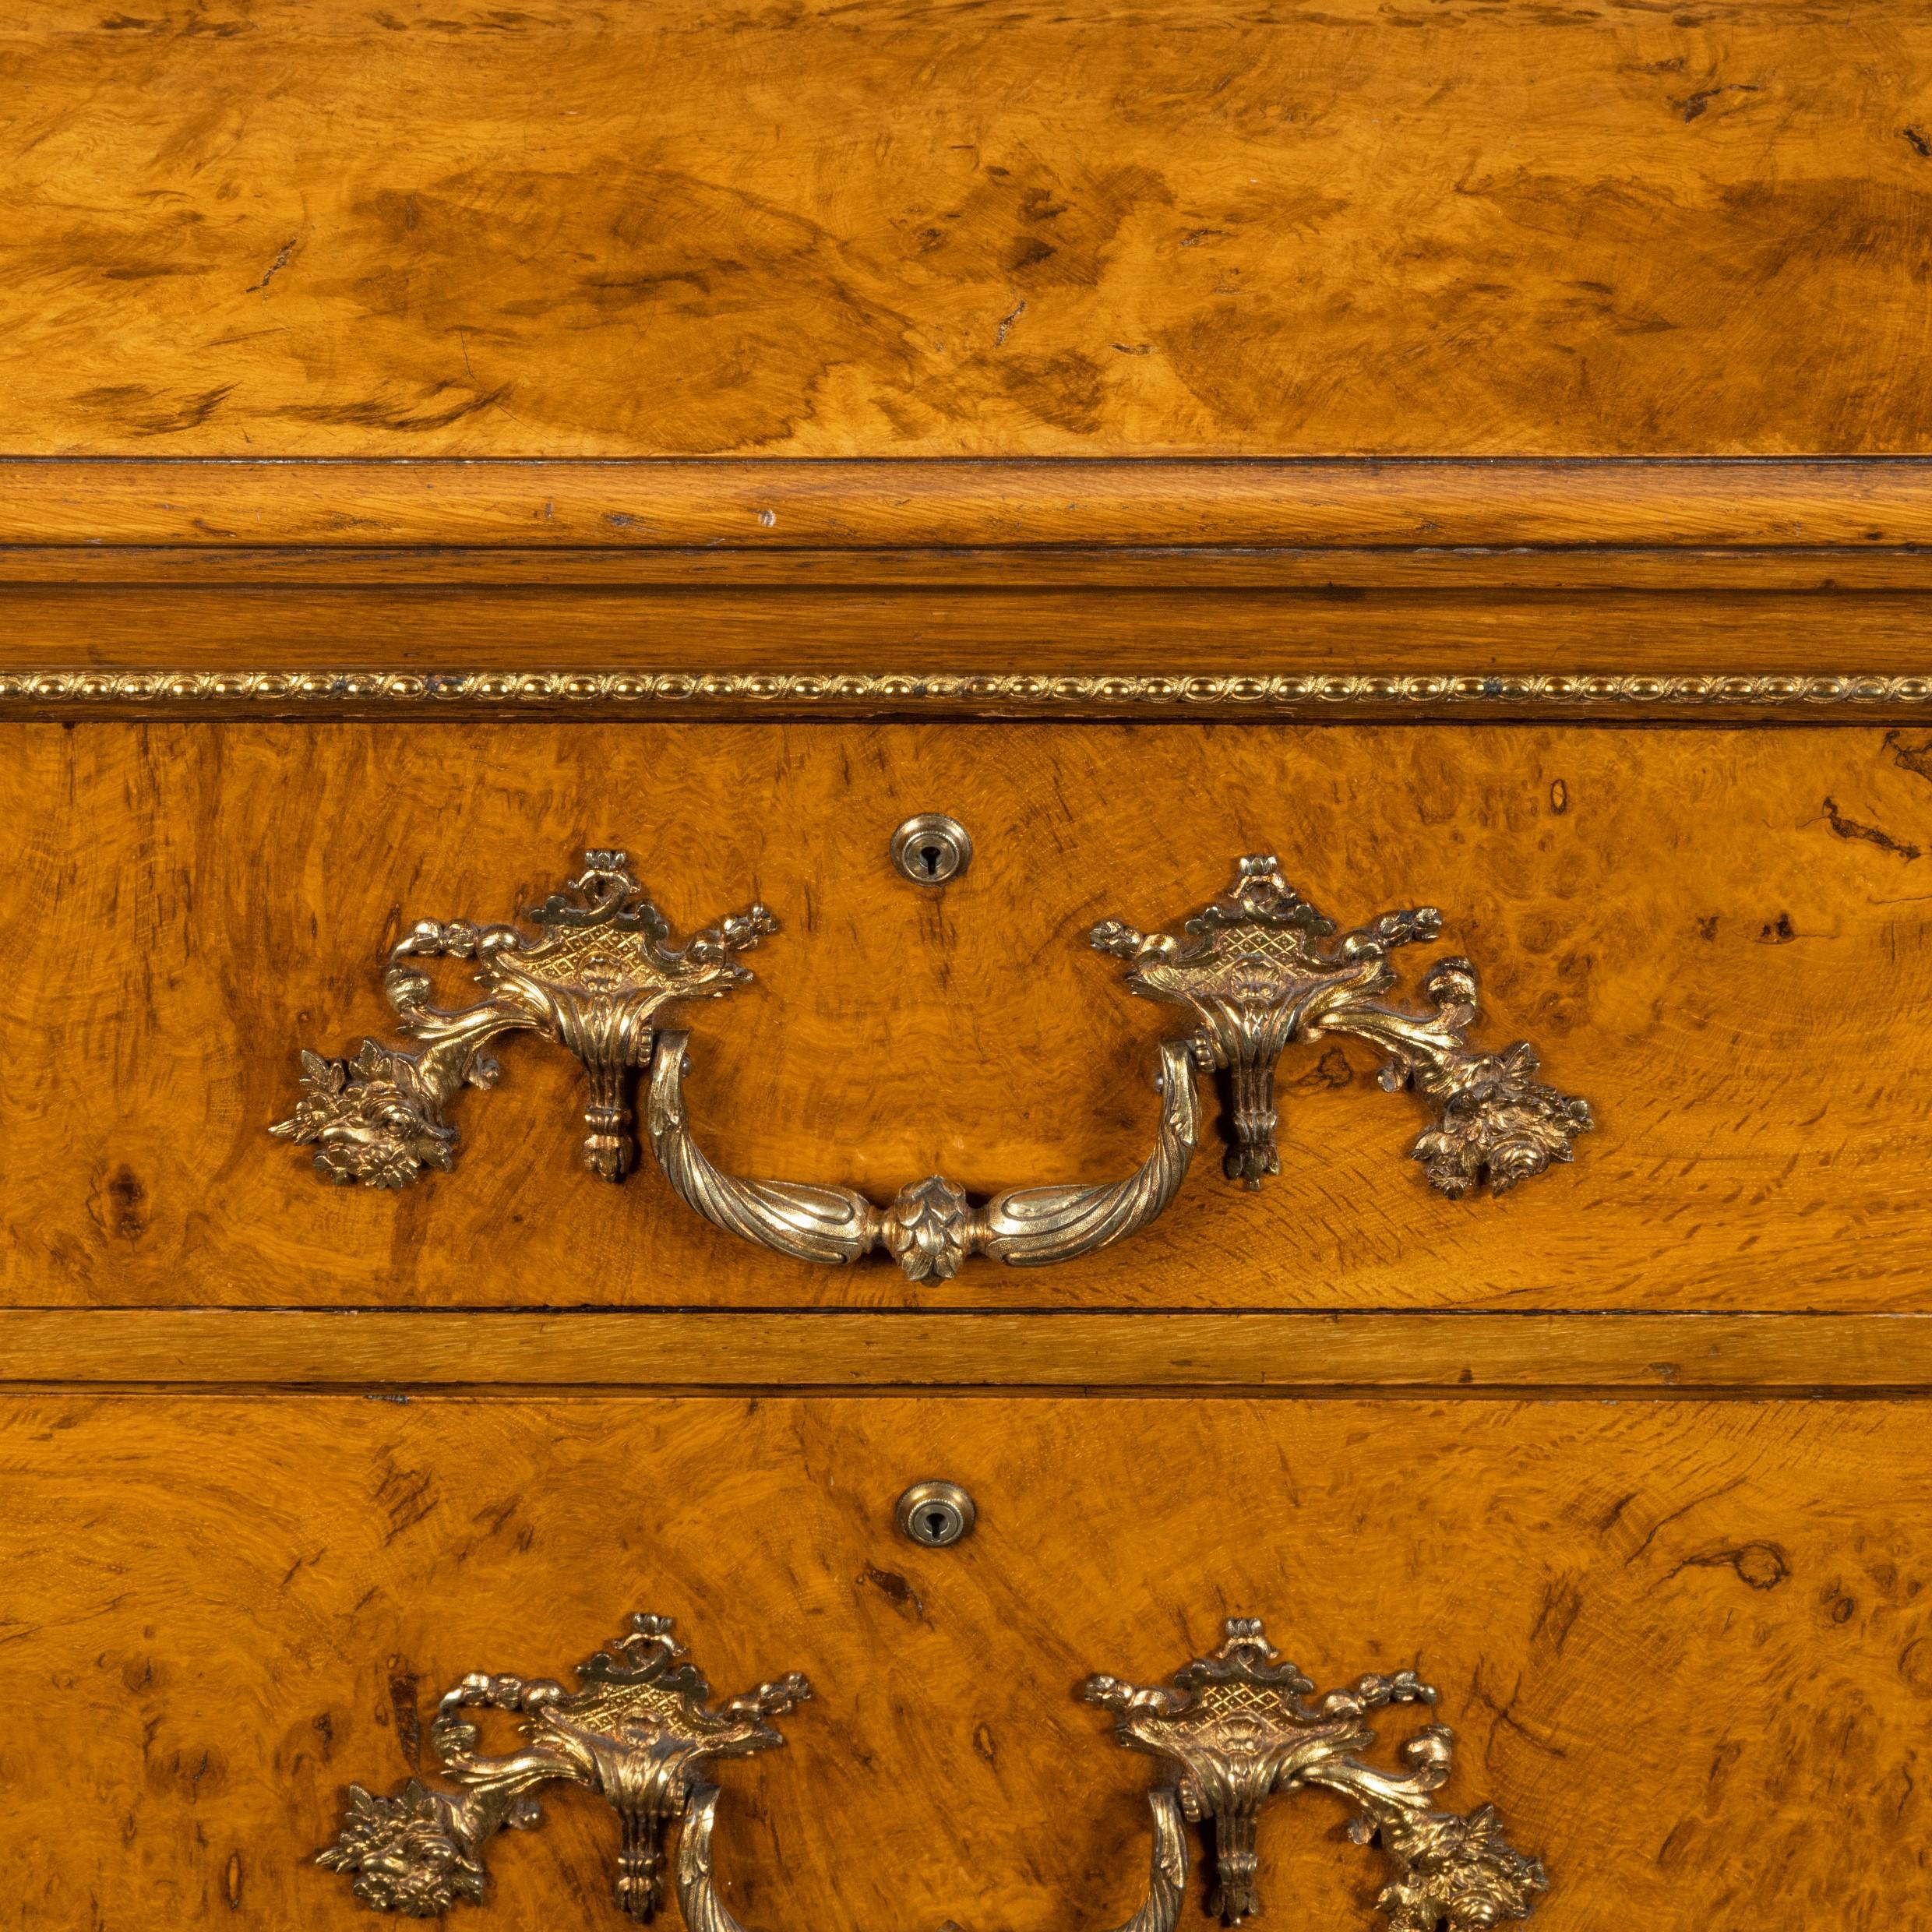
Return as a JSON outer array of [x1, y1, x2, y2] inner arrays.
[[1091, 855, 1592, 1195], [273, 851, 776, 1189], [645, 1031, 1201, 1281], [1080, 1618, 1548, 1932], [317, 1613, 809, 1923]]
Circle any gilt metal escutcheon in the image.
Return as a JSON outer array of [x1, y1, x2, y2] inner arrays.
[[1081, 1618, 1548, 1932]]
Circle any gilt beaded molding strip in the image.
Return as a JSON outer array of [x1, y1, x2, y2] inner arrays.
[[2, 668, 1930, 710]]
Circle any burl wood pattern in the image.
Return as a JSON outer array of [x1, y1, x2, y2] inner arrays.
[[9, 721, 1932, 1312], [5, 2, 1932, 455], [1, 1395, 1923, 1930]]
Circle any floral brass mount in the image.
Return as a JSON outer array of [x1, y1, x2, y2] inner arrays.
[[1082, 1619, 1549, 1932], [272, 852, 777, 1188], [1091, 855, 1593, 1196], [318, 1613, 809, 1925]]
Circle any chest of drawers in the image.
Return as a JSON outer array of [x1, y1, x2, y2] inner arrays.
[[4, 5, 1931, 1929]]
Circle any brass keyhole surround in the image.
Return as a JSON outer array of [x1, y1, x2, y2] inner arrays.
[[890, 814, 973, 885], [895, 1479, 976, 1547]]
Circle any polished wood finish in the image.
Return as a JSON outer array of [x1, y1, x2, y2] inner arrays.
[[8, 460, 1932, 548], [7, 2, 1932, 457], [7, 1310, 1932, 1392], [4, 1395, 1923, 1927], [9, 461, 1932, 719], [8, 542, 1932, 594], [9, 719, 1932, 1313]]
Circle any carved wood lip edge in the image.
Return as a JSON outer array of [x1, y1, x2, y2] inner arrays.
[[2, 667, 1930, 721], [9, 456, 1932, 551], [6, 1310, 1932, 1391]]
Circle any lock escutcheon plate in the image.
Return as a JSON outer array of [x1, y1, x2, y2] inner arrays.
[[890, 813, 973, 884], [895, 1479, 976, 1546]]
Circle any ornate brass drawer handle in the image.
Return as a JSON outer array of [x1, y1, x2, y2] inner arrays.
[[1084, 1618, 1548, 1932], [274, 849, 1589, 1246], [646, 1031, 1200, 1281], [318, 1613, 808, 1924], [317, 1611, 1542, 1931], [1094, 856, 1592, 1195]]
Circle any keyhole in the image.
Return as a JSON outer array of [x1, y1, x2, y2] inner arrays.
[[895, 1479, 975, 1546], [890, 815, 972, 886]]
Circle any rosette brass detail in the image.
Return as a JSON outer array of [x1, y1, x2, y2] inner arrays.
[[1081, 1619, 1548, 1931], [317, 1613, 809, 1925], [1092, 856, 1592, 1194]]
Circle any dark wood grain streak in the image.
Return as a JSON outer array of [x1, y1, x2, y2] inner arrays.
[[10, 545, 1932, 593]]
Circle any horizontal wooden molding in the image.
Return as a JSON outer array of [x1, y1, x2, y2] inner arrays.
[[7, 457, 1932, 552], [5, 1310, 1930, 1392]]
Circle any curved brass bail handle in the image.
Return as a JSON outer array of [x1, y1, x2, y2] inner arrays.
[[273, 848, 1591, 1220], [682, 1776, 1198, 1932], [1109, 1791, 1190, 1932], [646, 1031, 1201, 1282], [1081, 1617, 1550, 1932], [674, 1784, 761, 1932]]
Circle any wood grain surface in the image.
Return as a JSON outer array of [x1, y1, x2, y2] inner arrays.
[[8, 460, 1932, 549], [7, 541, 1932, 594], [6, 720, 1932, 1313], [2, 1394, 1924, 1930], [5, 5, 1932, 457], [6, 1310, 1932, 1392]]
